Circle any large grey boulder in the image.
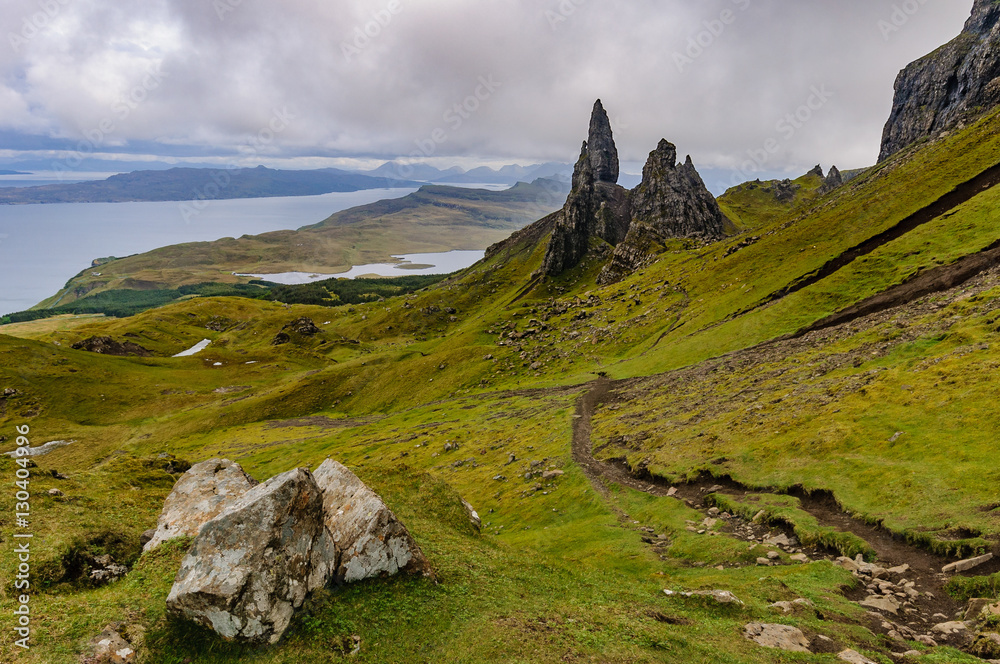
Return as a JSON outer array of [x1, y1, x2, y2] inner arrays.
[[313, 459, 430, 583], [144, 459, 257, 552], [166, 468, 336, 644]]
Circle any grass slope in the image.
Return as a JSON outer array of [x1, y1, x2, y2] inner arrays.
[[1, 112, 1000, 662]]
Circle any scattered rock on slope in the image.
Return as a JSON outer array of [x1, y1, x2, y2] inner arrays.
[[84, 625, 137, 664], [71, 336, 152, 357], [879, 0, 1000, 161], [743, 623, 811, 653], [166, 468, 336, 644], [461, 497, 482, 531], [144, 458, 258, 552]]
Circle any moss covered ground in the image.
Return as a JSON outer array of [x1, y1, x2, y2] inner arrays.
[[1, 111, 1000, 662]]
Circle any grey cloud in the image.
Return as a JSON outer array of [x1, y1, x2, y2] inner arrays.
[[0, 0, 975, 180]]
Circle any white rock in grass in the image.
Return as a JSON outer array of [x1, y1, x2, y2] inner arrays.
[[166, 468, 336, 644], [313, 458, 430, 583], [144, 459, 257, 552]]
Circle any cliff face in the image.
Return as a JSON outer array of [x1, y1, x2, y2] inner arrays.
[[879, 0, 1000, 161], [542, 101, 728, 281]]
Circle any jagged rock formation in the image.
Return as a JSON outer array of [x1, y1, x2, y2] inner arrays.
[[542, 100, 728, 282], [599, 140, 727, 284], [807, 164, 824, 178], [160, 459, 428, 644], [820, 165, 843, 194], [879, 0, 1000, 161]]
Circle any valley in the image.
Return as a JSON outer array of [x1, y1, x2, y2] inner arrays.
[[3, 3, 1000, 663]]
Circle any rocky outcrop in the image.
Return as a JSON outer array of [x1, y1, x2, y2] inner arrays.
[[542, 101, 728, 281], [272, 317, 322, 345], [71, 336, 152, 357], [313, 458, 429, 583], [879, 0, 1000, 161], [159, 458, 428, 644], [599, 140, 727, 284], [820, 165, 844, 193], [144, 459, 258, 552], [166, 468, 336, 644]]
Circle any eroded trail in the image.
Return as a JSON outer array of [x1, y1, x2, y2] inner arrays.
[[766, 161, 1000, 306], [568, 379, 993, 639]]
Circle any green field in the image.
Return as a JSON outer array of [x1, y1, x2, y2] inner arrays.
[[2, 111, 1000, 663]]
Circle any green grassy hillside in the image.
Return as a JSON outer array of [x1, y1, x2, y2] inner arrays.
[[2, 111, 1000, 663]]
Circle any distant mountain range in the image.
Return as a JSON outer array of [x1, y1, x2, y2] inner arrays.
[[0, 160, 637, 204], [0, 166, 423, 205], [357, 161, 574, 185]]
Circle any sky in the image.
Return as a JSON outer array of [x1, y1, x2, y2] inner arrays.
[[0, 0, 975, 185]]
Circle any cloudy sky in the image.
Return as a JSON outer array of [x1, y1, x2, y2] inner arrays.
[[0, 0, 974, 184]]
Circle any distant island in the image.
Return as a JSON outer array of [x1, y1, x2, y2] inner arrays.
[[0, 165, 422, 205], [0, 169, 30, 175]]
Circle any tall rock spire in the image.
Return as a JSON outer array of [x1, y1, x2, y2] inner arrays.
[[588, 100, 619, 184], [541, 100, 629, 276], [541, 100, 728, 280]]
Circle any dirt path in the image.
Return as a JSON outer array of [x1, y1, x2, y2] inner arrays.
[[568, 379, 990, 635], [793, 239, 1000, 337]]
